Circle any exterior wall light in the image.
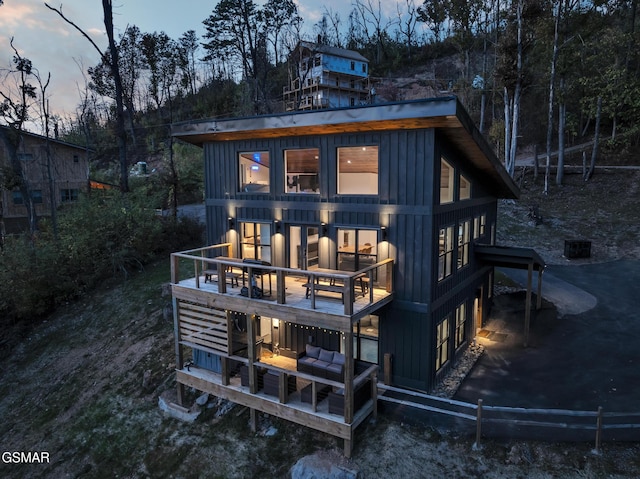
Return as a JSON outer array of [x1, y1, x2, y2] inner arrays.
[[381, 226, 388, 241], [228, 217, 235, 230], [321, 222, 328, 237], [274, 220, 282, 234]]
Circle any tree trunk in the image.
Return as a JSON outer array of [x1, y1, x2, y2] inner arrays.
[[544, 0, 560, 195], [556, 94, 566, 186], [504, 87, 512, 171], [533, 143, 539, 181], [103, 0, 129, 193], [586, 96, 602, 181]]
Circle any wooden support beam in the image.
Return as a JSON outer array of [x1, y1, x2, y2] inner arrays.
[[173, 297, 185, 406], [247, 314, 257, 394], [344, 437, 353, 458], [344, 331, 354, 424], [384, 353, 392, 385], [278, 372, 287, 403], [524, 263, 533, 347], [221, 357, 230, 386], [536, 268, 543, 310], [276, 270, 286, 304], [371, 371, 378, 420], [250, 408, 257, 432], [311, 381, 318, 412]]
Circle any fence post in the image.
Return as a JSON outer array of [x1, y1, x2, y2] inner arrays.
[[473, 399, 483, 450], [593, 406, 603, 455]]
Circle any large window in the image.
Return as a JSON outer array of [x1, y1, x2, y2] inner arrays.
[[13, 190, 43, 204], [337, 228, 378, 271], [239, 151, 270, 193], [353, 314, 379, 363], [440, 158, 454, 203], [454, 302, 467, 349], [457, 220, 470, 269], [285, 148, 319, 194], [337, 146, 378, 195], [459, 174, 471, 200], [61, 189, 79, 202], [239, 222, 271, 263], [438, 226, 454, 281], [436, 316, 450, 372]]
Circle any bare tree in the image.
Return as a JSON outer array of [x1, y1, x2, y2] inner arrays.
[[353, 0, 397, 64], [0, 39, 41, 236], [544, 0, 560, 195], [46, 1, 130, 193], [397, 0, 420, 59]]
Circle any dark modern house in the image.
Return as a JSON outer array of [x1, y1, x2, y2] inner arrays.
[[168, 96, 529, 456]]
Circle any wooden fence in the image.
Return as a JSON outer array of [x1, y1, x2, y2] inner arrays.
[[378, 385, 640, 453]]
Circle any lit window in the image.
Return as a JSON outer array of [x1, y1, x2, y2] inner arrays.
[[239, 222, 271, 263], [285, 148, 319, 194], [337, 146, 378, 195], [438, 226, 454, 281], [473, 216, 480, 239], [440, 158, 454, 203], [457, 220, 470, 269], [239, 151, 270, 193], [459, 174, 471, 200], [454, 302, 467, 349], [436, 316, 450, 371], [337, 228, 377, 272], [480, 214, 486, 236]]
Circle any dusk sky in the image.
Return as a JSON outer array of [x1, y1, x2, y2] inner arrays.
[[0, 0, 389, 130]]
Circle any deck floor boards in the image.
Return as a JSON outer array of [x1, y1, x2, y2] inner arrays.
[[178, 272, 390, 317]]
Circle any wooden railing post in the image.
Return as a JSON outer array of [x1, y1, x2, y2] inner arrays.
[[474, 399, 483, 450], [594, 406, 603, 454], [383, 353, 392, 385], [173, 297, 185, 406], [344, 278, 353, 315], [170, 254, 180, 284], [276, 270, 286, 304]]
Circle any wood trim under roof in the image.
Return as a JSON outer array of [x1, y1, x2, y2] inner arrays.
[[172, 97, 520, 199]]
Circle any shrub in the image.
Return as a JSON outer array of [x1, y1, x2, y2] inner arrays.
[[0, 190, 204, 326]]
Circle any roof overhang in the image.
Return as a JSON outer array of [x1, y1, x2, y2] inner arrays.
[[172, 97, 520, 199], [475, 244, 546, 271]]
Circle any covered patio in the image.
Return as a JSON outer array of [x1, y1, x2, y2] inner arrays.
[[475, 245, 546, 347]]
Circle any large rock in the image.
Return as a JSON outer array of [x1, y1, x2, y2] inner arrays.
[[290, 451, 360, 479]]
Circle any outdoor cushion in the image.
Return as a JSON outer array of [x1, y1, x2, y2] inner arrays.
[[332, 352, 345, 366], [326, 363, 343, 376], [319, 349, 334, 363], [313, 359, 331, 370], [306, 344, 321, 359]]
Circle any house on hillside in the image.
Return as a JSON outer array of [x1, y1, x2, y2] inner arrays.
[[168, 97, 544, 456], [283, 41, 372, 111], [0, 126, 90, 233]]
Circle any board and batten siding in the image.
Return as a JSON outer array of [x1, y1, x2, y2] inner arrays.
[[200, 127, 505, 392]]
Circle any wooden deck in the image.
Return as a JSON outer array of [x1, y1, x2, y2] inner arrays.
[[170, 244, 387, 456], [173, 270, 393, 330], [176, 362, 377, 457]]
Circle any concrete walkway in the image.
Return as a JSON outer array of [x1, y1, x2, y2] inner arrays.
[[499, 267, 597, 317]]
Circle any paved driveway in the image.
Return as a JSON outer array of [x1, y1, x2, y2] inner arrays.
[[454, 260, 640, 412]]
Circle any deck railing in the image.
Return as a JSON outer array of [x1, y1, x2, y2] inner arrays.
[[170, 243, 394, 316]]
